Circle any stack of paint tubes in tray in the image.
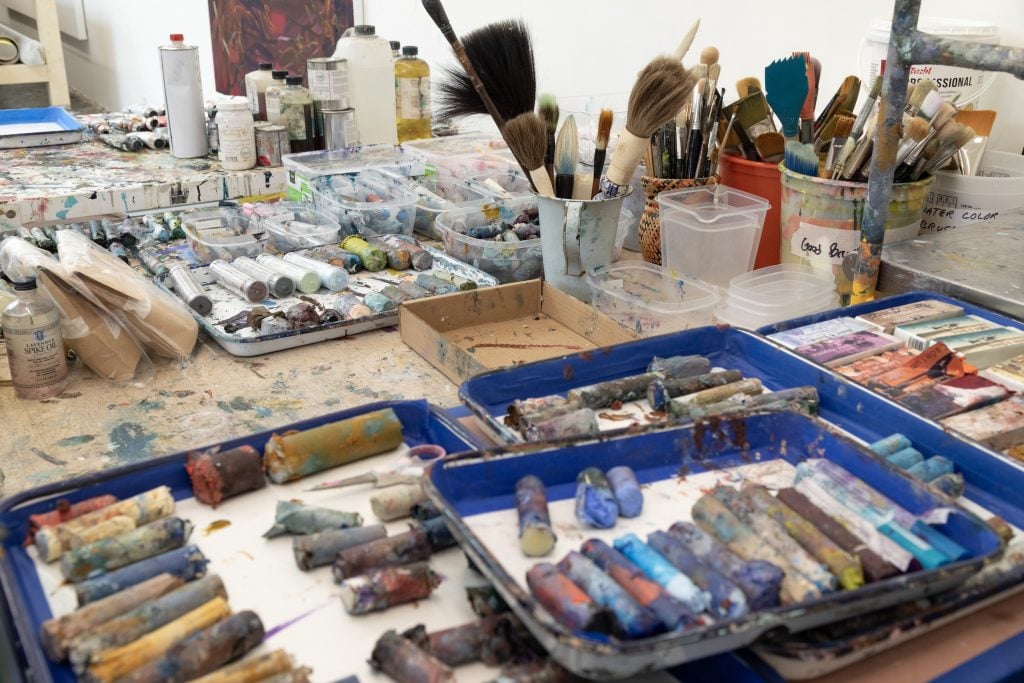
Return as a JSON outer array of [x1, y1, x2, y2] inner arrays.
[[514, 455, 978, 640], [505, 354, 819, 441], [79, 107, 171, 154], [31, 487, 311, 682]]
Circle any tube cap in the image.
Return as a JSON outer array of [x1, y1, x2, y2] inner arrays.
[[354, 25, 375, 35], [389, 41, 400, 50], [169, 33, 184, 42], [12, 278, 37, 291]]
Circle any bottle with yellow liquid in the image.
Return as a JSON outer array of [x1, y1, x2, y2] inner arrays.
[[395, 46, 431, 142]]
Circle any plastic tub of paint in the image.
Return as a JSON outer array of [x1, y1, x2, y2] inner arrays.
[[466, 168, 535, 200], [408, 176, 494, 240], [312, 170, 419, 236], [182, 206, 265, 264], [658, 185, 770, 289], [587, 262, 719, 336], [435, 197, 543, 284], [252, 202, 342, 252], [920, 151, 1024, 234]]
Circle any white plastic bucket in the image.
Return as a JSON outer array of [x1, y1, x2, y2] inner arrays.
[[919, 151, 1024, 234], [860, 16, 1000, 106]]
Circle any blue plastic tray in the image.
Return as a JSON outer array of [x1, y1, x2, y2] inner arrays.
[[0, 399, 482, 683], [0, 107, 83, 149], [425, 411, 1002, 680]]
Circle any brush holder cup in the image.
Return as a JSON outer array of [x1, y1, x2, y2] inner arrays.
[[536, 189, 631, 303], [638, 175, 718, 265], [719, 153, 783, 269]]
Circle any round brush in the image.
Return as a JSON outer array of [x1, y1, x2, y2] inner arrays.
[[503, 113, 556, 197], [591, 109, 613, 198], [602, 56, 698, 198], [537, 94, 559, 186], [554, 115, 579, 199], [905, 79, 937, 117]]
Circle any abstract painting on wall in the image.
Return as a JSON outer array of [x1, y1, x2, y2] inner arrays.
[[208, 0, 356, 95]]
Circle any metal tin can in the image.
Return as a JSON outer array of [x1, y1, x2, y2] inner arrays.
[[158, 35, 209, 159], [306, 57, 349, 111], [254, 122, 289, 167], [320, 108, 358, 151]]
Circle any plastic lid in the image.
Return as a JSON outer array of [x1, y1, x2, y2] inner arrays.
[[390, 41, 400, 50], [259, 62, 273, 70], [402, 46, 418, 56], [12, 277, 37, 291], [218, 97, 251, 111], [169, 33, 184, 42], [272, 70, 288, 79], [354, 25, 375, 35], [867, 15, 999, 42], [286, 75, 303, 86]]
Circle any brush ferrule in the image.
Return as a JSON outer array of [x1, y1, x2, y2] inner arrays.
[[689, 88, 703, 132], [850, 97, 878, 140], [903, 129, 937, 166], [605, 130, 647, 191]]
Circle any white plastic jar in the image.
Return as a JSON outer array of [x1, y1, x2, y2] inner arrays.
[[217, 97, 257, 171]]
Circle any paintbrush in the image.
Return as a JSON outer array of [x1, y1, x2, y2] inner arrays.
[[904, 79, 937, 118], [755, 132, 785, 164], [736, 77, 762, 98], [765, 55, 808, 141], [591, 109, 613, 197], [816, 112, 855, 156], [720, 100, 758, 159], [792, 52, 816, 143], [850, 76, 883, 141], [824, 115, 856, 176], [954, 110, 997, 175], [896, 98, 955, 177], [503, 113, 555, 197], [894, 116, 931, 166], [839, 116, 877, 180], [700, 46, 719, 107], [711, 111, 739, 175], [538, 94, 559, 186], [602, 56, 697, 198], [684, 82, 704, 178], [736, 92, 776, 142], [672, 19, 701, 61], [919, 124, 976, 179], [697, 88, 722, 177], [899, 119, 958, 182], [554, 115, 579, 199], [784, 140, 818, 176], [813, 75, 860, 140]]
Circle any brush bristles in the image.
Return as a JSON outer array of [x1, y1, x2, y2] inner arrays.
[[930, 103, 957, 132], [421, 0, 457, 43], [554, 115, 579, 176], [503, 112, 547, 170], [596, 109, 613, 149], [954, 125, 977, 149], [626, 57, 696, 138], [905, 116, 930, 141], [908, 80, 938, 111], [955, 110, 998, 136], [672, 19, 701, 61], [736, 93, 771, 129], [917, 90, 945, 120], [932, 119, 960, 148], [833, 114, 856, 139], [868, 75, 883, 99], [537, 94, 559, 135]]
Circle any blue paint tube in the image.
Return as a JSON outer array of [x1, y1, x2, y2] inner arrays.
[[887, 447, 924, 470], [869, 433, 911, 457], [646, 531, 748, 619], [557, 551, 665, 638], [612, 533, 709, 614], [575, 467, 619, 529], [74, 545, 208, 605], [606, 466, 643, 518], [911, 521, 968, 562], [907, 456, 955, 483]]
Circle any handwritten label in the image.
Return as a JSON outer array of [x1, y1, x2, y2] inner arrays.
[[790, 221, 920, 266]]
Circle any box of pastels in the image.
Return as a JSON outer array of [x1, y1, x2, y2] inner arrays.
[[424, 411, 1003, 678], [0, 400, 486, 683]]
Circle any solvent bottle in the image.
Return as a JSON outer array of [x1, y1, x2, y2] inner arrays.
[[395, 46, 431, 143], [2, 277, 68, 400]]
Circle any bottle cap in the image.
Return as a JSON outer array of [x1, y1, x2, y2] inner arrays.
[[354, 25, 375, 35], [272, 70, 288, 79], [285, 75, 303, 86], [169, 33, 184, 42], [402, 46, 418, 56], [12, 278, 37, 291], [259, 62, 273, 70], [389, 41, 400, 50]]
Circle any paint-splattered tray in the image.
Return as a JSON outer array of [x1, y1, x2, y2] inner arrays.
[[0, 107, 84, 149], [425, 411, 1002, 680], [0, 400, 490, 683], [155, 244, 498, 357]]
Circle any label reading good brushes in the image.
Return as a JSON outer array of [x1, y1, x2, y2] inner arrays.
[[789, 221, 920, 266]]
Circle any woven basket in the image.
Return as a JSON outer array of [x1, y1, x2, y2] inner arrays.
[[638, 175, 719, 264]]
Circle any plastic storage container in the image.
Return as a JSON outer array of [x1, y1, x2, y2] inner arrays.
[[716, 264, 838, 329], [408, 176, 493, 240], [404, 134, 510, 178], [313, 170, 418, 236], [253, 202, 342, 251], [282, 143, 426, 202], [587, 262, 719, 336], [182, 206, 264, 264], [466, 168, 534, 199], [435, 197, 543, 283], [658, 185, 771, 288], [920, 151, 1024, 234]]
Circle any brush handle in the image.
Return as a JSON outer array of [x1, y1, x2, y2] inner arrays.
[[529, 167, 556, 198], [685, 130, 703, 179], [545, 134, 555, 187], [554, 173, 575, 200], [591, 148, 607, 198], [603, 130, 647, 197]]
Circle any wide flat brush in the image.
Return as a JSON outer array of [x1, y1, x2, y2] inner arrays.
[[503, 113, 556, 197], [602, 56, 697, 198], [538, 94, 559, 186], [765, 55, 808, 141], [954, 110, 997, 175], [736, 77, 762, 98], [554, 115, 579, 199], [736, 92, 776, 142], [591, 109, 613, 197], [824, 115, 856, 176], [919, 124, 976, 178], [813, 75, 860, 140]]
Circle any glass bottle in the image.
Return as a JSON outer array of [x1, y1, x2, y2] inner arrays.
[[395, 45, 431, 142], [390, 40, 401, 60], [280, 75, 316, 154], [2, 277, 68, 400], [263, 69, 289, 124], [244, 62, 274, 119]]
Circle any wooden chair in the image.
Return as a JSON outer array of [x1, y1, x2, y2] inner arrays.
[[0, 0, 70, 107]]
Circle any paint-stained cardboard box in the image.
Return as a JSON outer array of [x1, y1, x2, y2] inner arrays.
[[400, 280, 638, 384]]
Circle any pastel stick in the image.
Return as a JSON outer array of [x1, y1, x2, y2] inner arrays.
[[525, 563, 611, 633], [606, 466, 643, 517], [646, 531, 748, 619], [557, 551, 665, 638], [612, 533, 709, 614]]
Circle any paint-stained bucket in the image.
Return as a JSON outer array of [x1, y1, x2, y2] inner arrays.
[[779, 167, 933, 304], [719, 153, 782, 269], [537, 189, 631, 302]]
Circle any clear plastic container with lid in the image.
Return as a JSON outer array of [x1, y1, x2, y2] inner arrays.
[[435, 196, 543, 283], [182, 206, 265, 263], [408, 176, 492, 239], [216, 97, 256, 170], [313, 170, 418, 236], [332, 25, 397, 145], [253, 202, 342, 251]]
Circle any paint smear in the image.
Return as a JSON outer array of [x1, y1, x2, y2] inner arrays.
[[204, 520, 232, 535], [108, 422, 157, 462], [264, 601, 334, 640], [56, 434, 96, 447]]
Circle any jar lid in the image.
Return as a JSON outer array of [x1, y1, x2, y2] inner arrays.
[[286, 75, 303, 86], [218, 97, 251, 110], [169, 33, 184, 42], [402, 46, 418, 56], [354, 24, 375, 35], [12, 278, 37, 291], [259, 62, 273, 70], [390, 40, 400, 50], [272, 70, 288, 79]]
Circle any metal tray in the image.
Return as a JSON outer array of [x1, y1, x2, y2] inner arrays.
[[0, 107, 83, 149], [424, 411, 1003, 680], [0, 399, 485, 683]]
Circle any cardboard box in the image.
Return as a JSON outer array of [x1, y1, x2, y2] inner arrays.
[[400, 280, 637, 384]]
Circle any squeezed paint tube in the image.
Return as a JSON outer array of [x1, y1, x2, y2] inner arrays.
[[340, 561, 441, 614], [612, 533, 709, 614], [36, 486, 175, 563], [371, 482, 427, 521], [774, 488, 899, 583], [332, 527, 432, 580], [647, 354, 712, 377], [68, 575, 227, 672], [283, 253, 350, 292], [931, 473, 965, 498], [27, 494, 118, 545], [606, 466, 643, 517], [397, 280, 431, 300], [466, 224, 502, 239], [232, 257, 296, 299], [264, 501, 362, 538], [334, 293, 373, 320], [341, 235, 388, 272], [311, 245, 363, 273], [256, 254, 321, 294], [61, 516, 193, 583], [667, 522, 783, 609], [371, 629, 455, 683], [293, 525, 387, 570], [646, 531, 748, 619], [507, 395, 572, 424], [877, 522, 951, 569], [137, 247, 172, 279], [132, 131, 167, 150], [525, 562, 611, 633], [517, 402, 587, 433], [888, 447, 924, 470], [188, 650, 294, 683], [407, 613, 529, 667], [263, 408, 404, 483], [647, 370, 744, 411], [118, 609, 264, 683], [41, 574, 184, 662], [85, 597, 231, 683], [363, 291, 397, 314], [575, 467, 619, 529], [186, 445, 266, 507], [75, 545, 208, 606], [524, 408, 599, 442], [870, 433, 912, 457], [65, 516, 136, 551], [414, 273, 457, 295], [911, 521, 968, 562], [168, 265, 212, 316], [99, 133, 143, 152], [580, 538, 695, 630], [515, 475, 557, 556], [711, 486, 837, 593], [691, 386, 820, 418], [108, 241, 130, 264], [380, 284, 413, 303], [417, 515, 457, 551], [742, 484, 864, 590], [690, 494, 819, 604], [370, 234, 434, 270], [209, 260, 269, 303], [557, 551, 665, 638], [566, 372, 664, 409], [907, 456, 955, 482], [429, 267, 477, 290]]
